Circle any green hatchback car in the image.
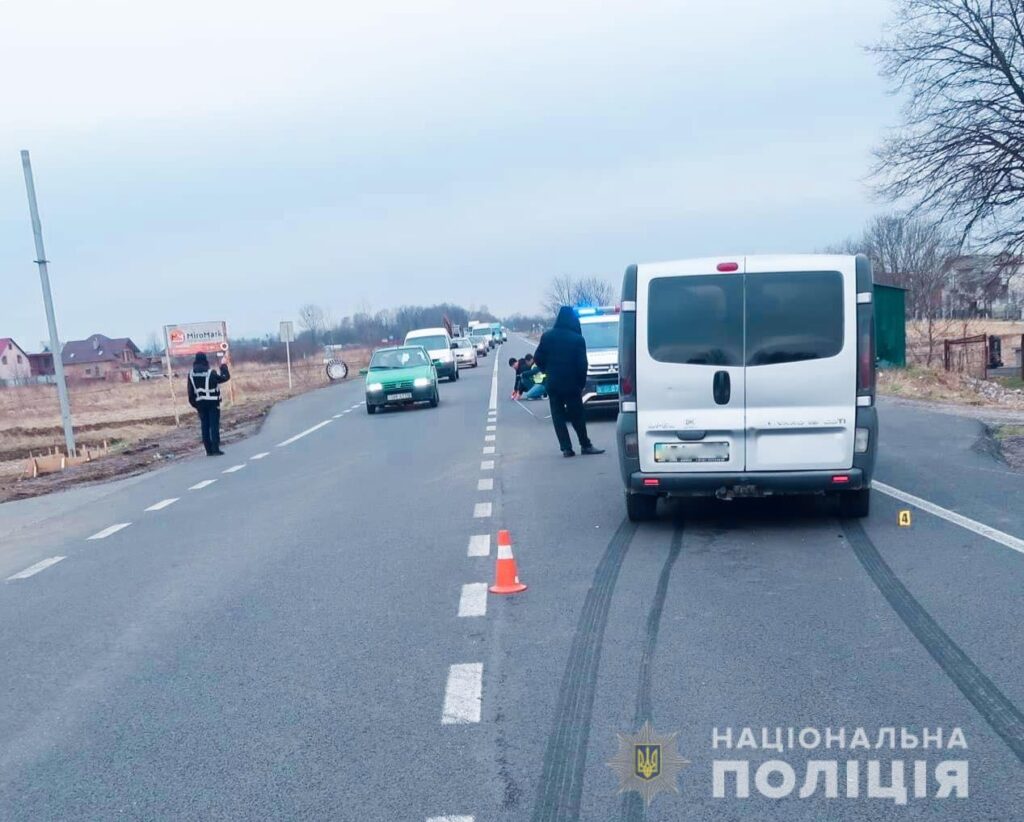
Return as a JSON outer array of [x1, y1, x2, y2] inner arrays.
[[364, 345, 439, 414]]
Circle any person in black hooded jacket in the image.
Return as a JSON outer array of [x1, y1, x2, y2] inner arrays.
[[533, 306, 604, 457], [186, 352, 230, 455]]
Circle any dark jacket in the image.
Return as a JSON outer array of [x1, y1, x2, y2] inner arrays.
[[534, 307, 588, 394], [186, 355, 230, 408]]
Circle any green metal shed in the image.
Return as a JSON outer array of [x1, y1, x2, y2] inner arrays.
[[874, 283, 907, 367]]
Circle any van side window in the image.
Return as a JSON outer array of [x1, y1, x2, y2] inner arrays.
[[648, 275, 743, 366], [746, 271, 843, 366]]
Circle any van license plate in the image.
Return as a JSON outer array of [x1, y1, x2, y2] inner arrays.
[[655, 442, 729, 463], [388, 392, 413, 401], [596, 384, 618, 395]]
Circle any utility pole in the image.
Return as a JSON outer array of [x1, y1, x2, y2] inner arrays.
[[21, 150, 76, 456]]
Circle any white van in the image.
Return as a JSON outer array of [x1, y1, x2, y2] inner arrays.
[[405, 327, 459, 382], [616, 254, 878, 521], [577, 307, 621, 410]]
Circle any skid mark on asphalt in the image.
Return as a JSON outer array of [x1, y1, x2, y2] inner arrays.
[[873, 480, 1024, 556], [844, 520, 1024, 762], [620, 523, 685, 822], [6, 556, 65, 581], [531, 519, 638, 822]]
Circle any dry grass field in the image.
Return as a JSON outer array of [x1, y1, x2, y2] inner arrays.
[[0, 351, 369, 496]]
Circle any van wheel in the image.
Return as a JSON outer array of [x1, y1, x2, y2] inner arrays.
[[367, 404, 377, 415], [837, 488, 870, 518], [626, 493, 658, 522]]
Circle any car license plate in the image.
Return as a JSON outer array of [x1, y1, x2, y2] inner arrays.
[[654, 442, 729, 463], [596, 383, 618, 395], [388, 392, 413, 401]]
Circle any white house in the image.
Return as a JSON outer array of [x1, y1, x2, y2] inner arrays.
[[0, 337, 32, 384]]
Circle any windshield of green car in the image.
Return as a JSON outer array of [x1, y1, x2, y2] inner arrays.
[[369, 348, 430, 369]]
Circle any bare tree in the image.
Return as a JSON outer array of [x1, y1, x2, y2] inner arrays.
[[543, 275, 615, 317], [871, 0, 1024, 254], [298, 303, 327, 344]]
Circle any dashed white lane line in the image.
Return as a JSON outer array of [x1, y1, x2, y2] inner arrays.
[[277, 419, 332, 447], [87, 523, 131, 540], [873, 480, 1024, 556], [6, 556, 65, 581], [480, 460, 494, 471], [427, 816, 474, 822], [222, 464, 246, 474], [441, 663, 483, 724], [458, 583, 488, 617], [484, 434, 496, 442], [333, 413, 344, 419], [189, 479, 217, 490], [145, 498, 179, 512], [250, 452, 270, 460], [468, 534, 491, 557], [473, 502, 492, 518], [477, 478, 493, 491], [486, 425, 496, 432], [482, 446, 495, 455]]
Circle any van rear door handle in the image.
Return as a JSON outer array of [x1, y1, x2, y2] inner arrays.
[[713, 371, 731, 405]]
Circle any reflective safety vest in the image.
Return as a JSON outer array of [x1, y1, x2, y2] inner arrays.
[[189, 369, 220, 402]]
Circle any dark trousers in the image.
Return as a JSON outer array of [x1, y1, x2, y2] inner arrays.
[[196, 403, 221, 454], [547, 388, 591, 452]]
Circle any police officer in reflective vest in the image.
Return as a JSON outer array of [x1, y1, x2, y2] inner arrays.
[[186, 352, 230, 455]]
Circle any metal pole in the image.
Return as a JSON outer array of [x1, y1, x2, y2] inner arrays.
[[163, 325, 181, 426], [286, 339, 293, 390], [21, 150, 76, 456]]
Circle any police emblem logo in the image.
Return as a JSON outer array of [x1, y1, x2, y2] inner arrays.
[[608, 721, 690, 807]]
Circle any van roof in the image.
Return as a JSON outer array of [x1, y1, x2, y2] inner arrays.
[[637, 253, 856, 276], [405, 327, 449, 337]]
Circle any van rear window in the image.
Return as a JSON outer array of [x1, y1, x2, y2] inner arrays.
[[745, 271, 843, 366], [648, 275, 743, 365]]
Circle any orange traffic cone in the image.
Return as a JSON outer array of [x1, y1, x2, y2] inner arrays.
[[489, 529, 527, 594]]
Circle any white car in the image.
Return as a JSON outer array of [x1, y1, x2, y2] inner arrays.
[[404, 327, 459, 382], [616, 254, 878, 522], [452, 337, 479, 368], [577, 307, 620, 409]]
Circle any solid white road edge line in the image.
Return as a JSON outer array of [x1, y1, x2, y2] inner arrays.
[[222, 464, 246, 474], [87, 523, 131, 540], [458, 583, 488, 617], [468, 534, 491, 557], [189, 479, 217, 490], [473, 502, 492, 518], [145, 498, 179, 512], [250, 452, 270, 460], [441, 663, 483, 724], [6, 556, 65, 581], [477, 478, 494, 491], [276, 419, 332, 447], [480, 460, 495, 471], [873, 480, 1024, 556]]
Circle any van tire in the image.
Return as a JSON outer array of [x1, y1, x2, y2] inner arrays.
[[626, 493, 658, 522], [837, 488, 870, 519]]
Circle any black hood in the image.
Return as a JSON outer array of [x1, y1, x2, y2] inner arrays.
[[193, 352, 209, 371], [554, 306, 582, 334]]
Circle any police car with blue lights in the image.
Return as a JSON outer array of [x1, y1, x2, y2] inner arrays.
[[576, 306, 621, 411]]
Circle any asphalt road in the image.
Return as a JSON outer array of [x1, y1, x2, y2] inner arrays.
[[1, 336, 1023, 821]]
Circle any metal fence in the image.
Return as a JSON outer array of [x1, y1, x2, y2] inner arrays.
[[943, 334, 988, 379]]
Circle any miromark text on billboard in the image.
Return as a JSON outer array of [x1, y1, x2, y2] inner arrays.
[[165, 321, 229, 357], [711, 725, 969, 804]]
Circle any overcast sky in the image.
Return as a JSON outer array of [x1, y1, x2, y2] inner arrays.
[[1, 0, 898, 349]]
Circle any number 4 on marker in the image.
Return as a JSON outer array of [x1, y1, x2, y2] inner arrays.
[[898, 509, 912, 528]]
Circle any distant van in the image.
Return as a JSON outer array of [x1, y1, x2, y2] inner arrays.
[[616, 254, 878, 521], [405, 327, 459, 382]]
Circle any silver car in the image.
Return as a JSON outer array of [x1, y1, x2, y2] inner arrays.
[[452, 337, 479, 368], [469, 335, 489, 357]]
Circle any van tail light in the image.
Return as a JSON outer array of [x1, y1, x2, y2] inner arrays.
[[643, 478, 660, 487], [831, 475, 850, 484], [857, 300, 875, 399], [619, 304, 637, 408], [855, 427, 870, 454], [624, 433, 639, 458]]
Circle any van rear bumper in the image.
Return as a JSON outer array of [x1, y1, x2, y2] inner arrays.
[[627, 469, 867, 497]]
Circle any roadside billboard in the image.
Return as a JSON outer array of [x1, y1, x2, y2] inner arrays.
[[164, 321, 229, 358]]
